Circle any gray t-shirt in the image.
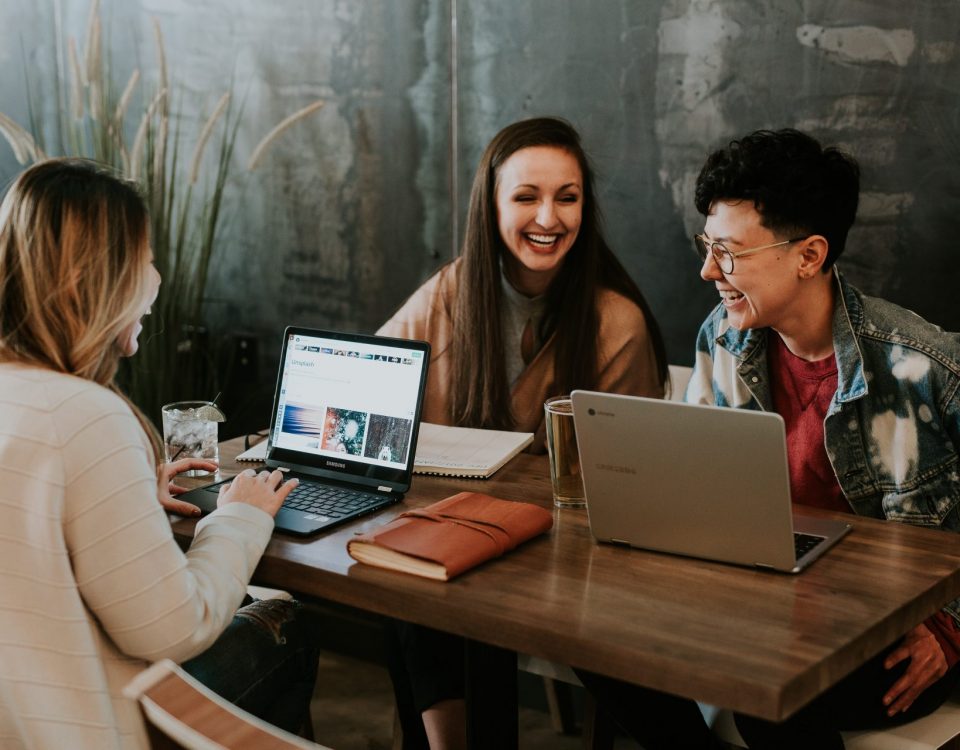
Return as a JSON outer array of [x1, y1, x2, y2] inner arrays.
[[500, 272, 547, 386]]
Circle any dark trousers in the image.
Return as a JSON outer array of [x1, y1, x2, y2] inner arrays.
[[182, 597, 320, 734], [577, 637, 960, 750], [384, 619, 466, 750], [575, 669, 723, 750]]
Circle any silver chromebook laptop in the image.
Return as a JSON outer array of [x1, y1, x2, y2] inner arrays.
[[570, 391, 851, 573]]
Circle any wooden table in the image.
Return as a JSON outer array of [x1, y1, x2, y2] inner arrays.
[[173, 436, 960, 741]]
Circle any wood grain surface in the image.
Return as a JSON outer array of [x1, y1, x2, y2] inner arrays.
[[173, 436, 960, 721]]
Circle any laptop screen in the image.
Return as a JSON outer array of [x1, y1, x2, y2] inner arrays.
[[267, 328, 430, 489]]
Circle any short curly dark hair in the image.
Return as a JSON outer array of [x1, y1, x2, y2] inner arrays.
[[694, 129, 860, 269]]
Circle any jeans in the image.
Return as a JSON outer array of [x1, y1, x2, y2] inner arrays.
[[181, 596, 320, 734]]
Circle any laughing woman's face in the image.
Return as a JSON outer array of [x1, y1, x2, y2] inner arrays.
[[495, 145, 582, 297]]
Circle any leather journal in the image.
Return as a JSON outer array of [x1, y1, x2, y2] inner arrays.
[[346, 491, 553, 580]]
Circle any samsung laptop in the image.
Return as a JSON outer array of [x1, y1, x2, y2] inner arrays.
[[180, 327, 430, 536], [570, 391, 851, 573]]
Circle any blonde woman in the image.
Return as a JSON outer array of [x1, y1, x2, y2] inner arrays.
[[0, 159, 317, 749]]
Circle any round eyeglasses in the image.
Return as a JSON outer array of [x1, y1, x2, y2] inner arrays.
[[693, 234, 806, 274]]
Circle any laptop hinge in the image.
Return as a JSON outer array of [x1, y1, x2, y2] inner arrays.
[[377, 486, 393, 493]]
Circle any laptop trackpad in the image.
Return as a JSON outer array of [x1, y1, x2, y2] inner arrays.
[[273, 506, 331, 535]]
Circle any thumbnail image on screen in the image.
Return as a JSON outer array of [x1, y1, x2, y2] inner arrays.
[[363, 414, 413, 464], [321, 408, 367, 456]]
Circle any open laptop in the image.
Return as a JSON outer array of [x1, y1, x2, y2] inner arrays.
[[570, 391, 851, 573], [180, 327, 430, 536]]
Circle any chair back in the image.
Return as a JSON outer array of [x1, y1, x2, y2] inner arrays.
[[124, 659, 327, 750]]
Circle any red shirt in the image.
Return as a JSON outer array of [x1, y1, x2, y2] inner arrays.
[[767, 331, 960, 666], [767, 332, 846, 513]]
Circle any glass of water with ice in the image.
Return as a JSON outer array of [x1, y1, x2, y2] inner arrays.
[[161, 401, 222, 476]]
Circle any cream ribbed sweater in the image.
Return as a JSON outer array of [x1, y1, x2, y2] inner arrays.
[[0, 365, 274, 750]]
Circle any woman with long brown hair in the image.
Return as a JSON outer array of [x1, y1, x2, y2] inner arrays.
[[380, 116, 667, 452], [379, 117, 667, 748], [0, 159, 317, 749]]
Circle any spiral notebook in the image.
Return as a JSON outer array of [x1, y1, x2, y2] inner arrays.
[[412, 423, 533, 478], [237, 422, 533, 479]]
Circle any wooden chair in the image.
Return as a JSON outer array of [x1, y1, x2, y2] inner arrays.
[[124, 659, 329, 750]]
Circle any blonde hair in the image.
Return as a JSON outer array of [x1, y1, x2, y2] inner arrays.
[[0, 158, 162, 460]]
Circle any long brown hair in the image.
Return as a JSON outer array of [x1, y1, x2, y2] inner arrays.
[[0, 158, 163, 460], [450, 117, 667, 429]]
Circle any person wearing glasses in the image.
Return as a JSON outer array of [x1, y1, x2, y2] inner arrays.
[[577, 128, 960, 749]]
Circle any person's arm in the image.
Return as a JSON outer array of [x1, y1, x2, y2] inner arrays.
[[377, 266, 451, 340], [881, 371, 960, 713], [594, 293, 663, 398], [61, 388, 274, 663], [924, 612, 960, 668], [882, 622, 950, 716], [926, 373, 960, 662]]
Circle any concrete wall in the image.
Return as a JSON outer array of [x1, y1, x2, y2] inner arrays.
[[2, 0, 958, 378]]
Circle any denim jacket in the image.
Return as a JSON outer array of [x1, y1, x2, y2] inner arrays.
[[687, 270, 960, 620]]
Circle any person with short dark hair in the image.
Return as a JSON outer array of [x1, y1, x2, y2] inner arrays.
[[578, 129, 960, 749]]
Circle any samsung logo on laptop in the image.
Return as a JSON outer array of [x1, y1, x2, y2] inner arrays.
[[326, 460, 346, 469], [596, 462, 637, 475]]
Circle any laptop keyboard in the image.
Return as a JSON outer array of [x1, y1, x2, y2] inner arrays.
[[794, 532, 825, 559], [281, 481, 385, 520]]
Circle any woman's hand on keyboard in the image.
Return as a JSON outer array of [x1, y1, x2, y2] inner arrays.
[[218, 469, 299, 517]]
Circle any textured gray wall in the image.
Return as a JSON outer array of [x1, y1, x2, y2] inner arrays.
[[2, 0, 959, 378]]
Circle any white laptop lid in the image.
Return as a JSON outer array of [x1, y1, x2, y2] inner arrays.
[[570, 391, 849, 572]]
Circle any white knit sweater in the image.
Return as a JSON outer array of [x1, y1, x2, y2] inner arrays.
[[0, 365, 274, 749]]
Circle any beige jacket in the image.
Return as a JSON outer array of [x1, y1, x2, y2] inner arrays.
[[378, 261, 663, 452]]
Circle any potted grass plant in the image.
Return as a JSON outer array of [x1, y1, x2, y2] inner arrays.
[[0, 0, 323, 425]]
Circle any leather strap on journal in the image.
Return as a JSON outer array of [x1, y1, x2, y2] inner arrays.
[[398, 509, 512, 555]]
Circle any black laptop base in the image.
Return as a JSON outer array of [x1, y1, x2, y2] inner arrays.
[[178, 474, 401, 536]]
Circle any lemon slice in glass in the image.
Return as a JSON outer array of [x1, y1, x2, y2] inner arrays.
[[196, 404, 227, 422]]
